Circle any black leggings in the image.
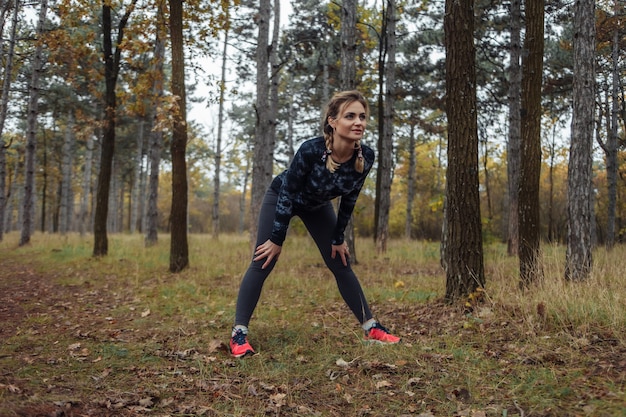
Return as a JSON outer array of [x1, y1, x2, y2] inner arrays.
[[234, 187, 373, 327]]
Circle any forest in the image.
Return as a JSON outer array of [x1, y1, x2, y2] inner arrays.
[[1, 1, 626, 415], [0, 0, 624, 272]]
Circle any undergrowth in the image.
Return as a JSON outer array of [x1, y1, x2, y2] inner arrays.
[[0, 232, 625, 416]]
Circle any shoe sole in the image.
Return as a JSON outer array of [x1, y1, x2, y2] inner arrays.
[[364, 339, 401, 345], [231, 349, 256, 358]]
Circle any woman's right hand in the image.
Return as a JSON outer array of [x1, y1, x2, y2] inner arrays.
[[253, 239, 282, 269]]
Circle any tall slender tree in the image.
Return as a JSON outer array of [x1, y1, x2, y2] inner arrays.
[[375, 0, 396, 254], [339, 0, 359, 263], [518, 0, 545, 287], [168, 0, 189, 272], [213, 20, 229, 239], [442, 0, 485, 302], [250, 0, 273, 248], [93, 0, 138, 256], [507, 0, 522, 256], [565, 0, 595, 281], [0, 0, 19, 242], [145, 0, 167, 247], [20, 0, 48, 246]]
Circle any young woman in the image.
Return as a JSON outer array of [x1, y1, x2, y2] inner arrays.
[[230, 90, 400, 358]]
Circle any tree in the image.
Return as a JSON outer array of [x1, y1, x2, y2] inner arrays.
[[442, 0, 485, 302], [340, 0, 359, 262], [0, 0, 19, 242], [145, 0, 167, 247], [93, 0, 138, 256], [507, 0, 522, 256], [518, 0, 545, 287], [375, 0, 396, 254], [168, 0, 189, 272], [213, 19, 229, 240], [565, 0, 595, 281], [249, 0, 273, 248]]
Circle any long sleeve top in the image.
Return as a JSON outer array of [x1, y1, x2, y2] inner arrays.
[[268, 136, 375, 246]]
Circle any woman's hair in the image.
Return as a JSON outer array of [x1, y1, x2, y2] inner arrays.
[[322, 90, 369, 173]]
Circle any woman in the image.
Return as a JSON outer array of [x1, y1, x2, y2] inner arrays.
[[230, 90, 400, 358]]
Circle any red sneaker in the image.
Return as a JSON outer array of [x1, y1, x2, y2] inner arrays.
[[230, 328, 256, 358], [365, 323, 401, 344]]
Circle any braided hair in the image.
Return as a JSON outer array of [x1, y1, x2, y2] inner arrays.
[[321, 90, 369, 173]]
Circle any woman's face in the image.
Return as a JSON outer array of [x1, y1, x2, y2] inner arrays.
[[329, 100, 367, 143]]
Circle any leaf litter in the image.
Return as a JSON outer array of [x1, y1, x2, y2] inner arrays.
[[1, 249, 625, 416]]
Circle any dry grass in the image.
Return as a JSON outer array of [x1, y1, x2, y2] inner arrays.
[[0, 232, 625, 416]]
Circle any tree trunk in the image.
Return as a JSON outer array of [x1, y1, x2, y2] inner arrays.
[[443, 0, 485, 302], [59, 113, 74, 234], [20, 0, 47, 246], [250, 0, 273, 249], [130, 118, 145, 234], [340, 0, 357, 91], [565, 0, 595, 282], [340, 0, 359, 263], [518, 0, 544, 287], [0, 0, 19, 242], [168, 0, 189, 272], [213, 24, 229, 240], [145, 0, 166, 248], [599, 1, 620, 250], [79, 131, 94, 237], [506, 0, 521, 256], [405, 122, 416, 239], [375, 0, 395, 254], [93, 0, 137, 255]]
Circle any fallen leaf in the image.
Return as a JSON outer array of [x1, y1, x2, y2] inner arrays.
[[376, 380, 393, 389], [141, 309, 151, 317]]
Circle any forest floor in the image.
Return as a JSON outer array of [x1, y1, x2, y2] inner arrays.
[[0, 234, 625, 417]]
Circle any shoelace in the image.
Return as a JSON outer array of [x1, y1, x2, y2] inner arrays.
[[232, 330, 247, 345]]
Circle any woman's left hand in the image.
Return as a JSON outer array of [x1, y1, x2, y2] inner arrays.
[[331, 242, 350, 266]]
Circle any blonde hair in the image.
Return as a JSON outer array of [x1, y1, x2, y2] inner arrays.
[[322, 90, 369, 173]]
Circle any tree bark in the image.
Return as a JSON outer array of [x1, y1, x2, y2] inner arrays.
[[507, 0, 522, 256], [145, 0, 166, 248], [340, 0, 359, 263], [93, 0, 137, 256], [168, 0, 189, 272], [518, 0, 544, 287], [375, 0, 395, 254], [565, 0, 595, 281], [443, 0, 485, 302], [405, 122, 416, 239], [250, 0, 273, 249], [20, 0, 48, 246], [59, 113, 75, 234], [213, 23, 229, 239], [340, 0, 357, 91], [0, 0, 19, 242]]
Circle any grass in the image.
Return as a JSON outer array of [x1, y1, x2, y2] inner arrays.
[[1, 232, 625, 416]]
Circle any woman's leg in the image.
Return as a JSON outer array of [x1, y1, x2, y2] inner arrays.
[[299, 203, 373, 324], [234, 188, 282, 327]]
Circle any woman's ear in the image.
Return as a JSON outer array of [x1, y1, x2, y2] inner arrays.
[[328, 116, 336, 128]]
